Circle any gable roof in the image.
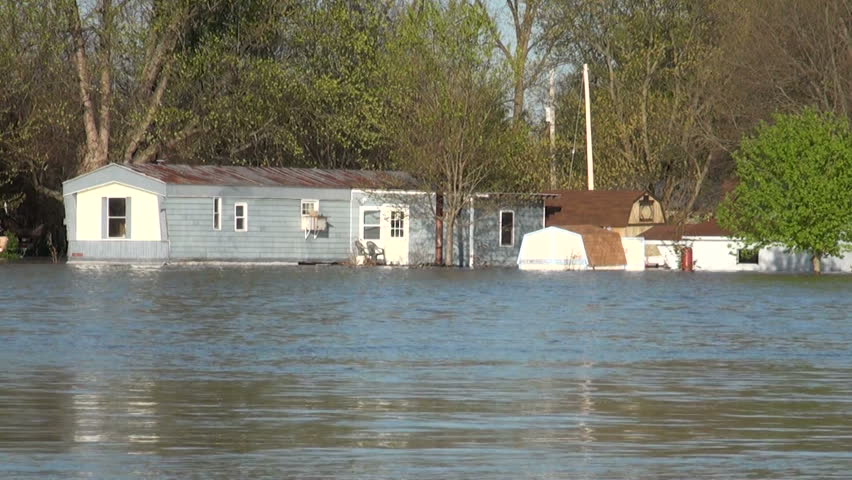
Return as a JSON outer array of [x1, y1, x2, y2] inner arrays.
[[545, 190, 654, 228], [127, 164, 417, 189], [557, 224, 627, 267], [640, 219, 731, 241]]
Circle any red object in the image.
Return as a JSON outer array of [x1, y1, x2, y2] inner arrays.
[[681, 247, 693, 272], [71, 252, 84, 257]]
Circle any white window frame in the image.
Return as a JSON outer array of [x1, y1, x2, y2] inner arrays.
[[234, 202, 248, 232], [390, 210, 405, 238], [301, 199, 319, 216], [107, 197, 128, 239], [499, 210, 515, 247], [360, 207, 381, 240], [213, 197, 222, 230]]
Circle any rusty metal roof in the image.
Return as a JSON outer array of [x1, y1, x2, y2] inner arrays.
[[128, 164, 418, 189]]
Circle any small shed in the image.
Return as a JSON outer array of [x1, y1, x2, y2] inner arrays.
[[517, 227, 588, 270], [517, 225, 627, 271]]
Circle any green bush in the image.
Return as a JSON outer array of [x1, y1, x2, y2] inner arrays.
[[0, 232, 20, 259]]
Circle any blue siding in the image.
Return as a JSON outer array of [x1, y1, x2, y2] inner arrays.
[[166, 189, 352, 262], [63, 193, 77, 240], [67, 240, 169, 263], [469, 199, 543, 267]]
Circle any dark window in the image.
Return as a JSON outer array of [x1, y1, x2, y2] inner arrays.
[[363, 209, 380, 240], [213, 198, 221, 230], [235, 203, 247, 231], [500, 211, 514, 246], [737, 248, 759, 264], [108, 198, 126, 238]]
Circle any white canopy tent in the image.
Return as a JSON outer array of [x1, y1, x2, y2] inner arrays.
[[517, 227, 589, 271]]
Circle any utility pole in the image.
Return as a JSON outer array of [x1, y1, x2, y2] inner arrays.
[[547, 69, 557, 189], [583, 63, 594, 191]]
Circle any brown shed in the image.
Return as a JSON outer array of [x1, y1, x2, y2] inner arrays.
[[545, 190, 666, 237], [556, 224, 627, 268]]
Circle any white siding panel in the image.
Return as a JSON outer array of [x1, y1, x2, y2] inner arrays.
[[76, 182, 161, 241]]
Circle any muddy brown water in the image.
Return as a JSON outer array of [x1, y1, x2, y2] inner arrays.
[[1, 264, 850, 479]]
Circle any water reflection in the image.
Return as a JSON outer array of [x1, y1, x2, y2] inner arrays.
[[0, 265, 850, 479]]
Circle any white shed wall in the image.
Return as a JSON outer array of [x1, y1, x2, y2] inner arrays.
[[646, 241, 679, 269], [621, 237, 646, 271], [647, 237, 852, 273], [687, 237, 759, 272]]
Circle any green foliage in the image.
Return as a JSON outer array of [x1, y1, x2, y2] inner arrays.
[[388, 0, 510, 191], [161, 0, 395, 169], [283, 0, 396, 169], [718, 109, 852, 259], [1, 232, 20, 259]]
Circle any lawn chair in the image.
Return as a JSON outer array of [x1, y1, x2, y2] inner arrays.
[[366, 241, 385, 265], [354, 240, 370, 264]]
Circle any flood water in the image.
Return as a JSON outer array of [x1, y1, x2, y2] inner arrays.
[[0, 264, 850, 479]]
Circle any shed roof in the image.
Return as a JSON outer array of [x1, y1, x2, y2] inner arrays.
[[557, 224, 627, 267], [545, 190, 652, 227], [128, 164, 417, 189], [640, 219, 731, 241]]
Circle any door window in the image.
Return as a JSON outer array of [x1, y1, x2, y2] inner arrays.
[[390, 211, 405, 238]]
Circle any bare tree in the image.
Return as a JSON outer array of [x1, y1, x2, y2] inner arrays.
[[718, 0, 852, 124], [61, 0, 206, 172], [475, 0, 567, 123]]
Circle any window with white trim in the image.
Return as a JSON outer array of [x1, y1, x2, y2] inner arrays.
[[390, 211, 405, 238], [499, 210, 514, 247], [213, 198, 222, 230], [108, 198, 127, 238], [301, 199, 319, 216], [362, 209, 380, 240], [234, 202, 248, 232]]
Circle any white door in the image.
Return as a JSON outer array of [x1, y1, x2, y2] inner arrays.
[[358, 205, 409, 265], [381, 205, 409, 265]]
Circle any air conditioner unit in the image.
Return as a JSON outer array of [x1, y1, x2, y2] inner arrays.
[[301, 213, 328, 239]]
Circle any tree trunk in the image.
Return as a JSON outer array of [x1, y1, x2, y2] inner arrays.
[[66, 0, 113, 173], [435, 193, 444, 265], [512, 73, 525, 122], [445, 212, 455, 267], [812, 252, 822, 274]]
